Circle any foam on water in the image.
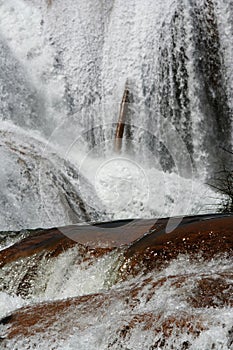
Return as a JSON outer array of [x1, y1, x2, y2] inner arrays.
[[0, 0, 232, 348], [0, 293, 25, 320], [43, 248, 121, 300], [1, 252, 232, 349], [67, 149, 220, 221]]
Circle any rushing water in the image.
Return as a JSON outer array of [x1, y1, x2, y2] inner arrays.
[[0, 228, 233, 349], [0, 0, 233, 349], [0, 0, 232, 230]]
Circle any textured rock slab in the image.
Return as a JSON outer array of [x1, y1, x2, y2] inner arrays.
[[1, 269, 232, 347], [121, 215, 233, 276], [0, 214, 233, 348], [1, 214, 232, 269]]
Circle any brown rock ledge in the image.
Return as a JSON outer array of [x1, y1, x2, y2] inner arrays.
[[1, 214, 232, 270], [121, 215, 233, 276], [1, 270, 232, 345], [1, 213, 232, 347]]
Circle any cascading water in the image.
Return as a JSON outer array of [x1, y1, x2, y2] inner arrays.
[[0, 0, 232, 229], [0, 0, 233, 349]]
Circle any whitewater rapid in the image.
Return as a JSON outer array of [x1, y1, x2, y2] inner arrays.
[[1, 244, 233, 350]]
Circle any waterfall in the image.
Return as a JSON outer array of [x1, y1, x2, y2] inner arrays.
[[33, 0, 232, 171], [0, 0, 232, 229], [0, 2, 233, 348]]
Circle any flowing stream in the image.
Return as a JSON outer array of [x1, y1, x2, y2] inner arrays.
[[0, 0, 233, 349]]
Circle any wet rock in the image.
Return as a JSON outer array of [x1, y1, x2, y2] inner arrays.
[[0, 228, 75, 269], [0, 218, 159, 269], [0, 214, 232, 348], [121, 215, 233, 276], [189, 275, 233, 308], [0, 227, 114, 297], [0, 274, 225, 350], [0, 290, 206, 345]]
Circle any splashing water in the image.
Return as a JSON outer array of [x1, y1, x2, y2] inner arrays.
[[0, 0, 232, 229], [0, 1, 233, 348]]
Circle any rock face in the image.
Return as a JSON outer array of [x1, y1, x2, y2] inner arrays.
[[0, 214, 233, 349]]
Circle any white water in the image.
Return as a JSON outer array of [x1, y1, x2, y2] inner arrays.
[[1, 249, 233, 349], [0, 0, 232, 348], [0, 0, 229, 229]]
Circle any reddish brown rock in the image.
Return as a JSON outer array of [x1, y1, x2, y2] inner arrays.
[[0, 293, 104, 339], [1, 269, 232, 347], [0, 228, 75, 269], [1, 214, 232, 348], [0, 223, 122, 269], [188, 274, 233, 308], [1, 214, 232, 271], [0, 286, 206, 341], [0, 274, 217, 349], [121, 215, 233, 276]]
